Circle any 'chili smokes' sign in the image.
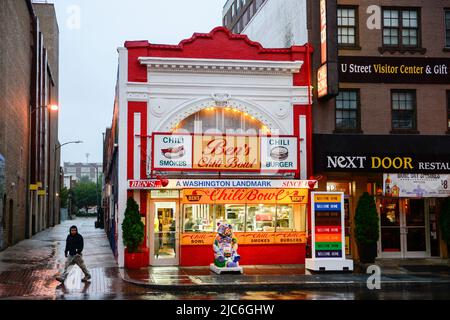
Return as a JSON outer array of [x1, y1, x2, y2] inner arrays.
[[152, 133, 298, 172]]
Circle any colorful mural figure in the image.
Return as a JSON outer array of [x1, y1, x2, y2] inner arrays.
[[210, 223, 243, 274]]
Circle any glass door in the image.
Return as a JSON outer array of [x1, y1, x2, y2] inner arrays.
[[403, 199, 429, 258], [378, 198, 402, 258], [378, 198, 430, 258], [150, 202, 179, 266]]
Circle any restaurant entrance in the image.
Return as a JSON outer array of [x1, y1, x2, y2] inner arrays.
[[149, 201, 179, 266], [377, 198, 430, 258]]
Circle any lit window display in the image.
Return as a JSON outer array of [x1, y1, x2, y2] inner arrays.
[[246, 205, 276, 231], [276, 205, 295, 231], [182, 203, 306, 233], [183, 204, 215, 232], [215, 204, 246, 232]]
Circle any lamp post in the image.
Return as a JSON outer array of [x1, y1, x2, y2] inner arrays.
[[54, 140, 83, 226]]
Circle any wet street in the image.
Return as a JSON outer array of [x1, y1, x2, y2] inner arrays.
[[69, 288, 450, 300], [1, 217, 450, 300]]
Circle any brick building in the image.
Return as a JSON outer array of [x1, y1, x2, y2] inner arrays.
[[224, 0, 450, 260], [0, 0, 60, 250], [63, 163, 103, 184]]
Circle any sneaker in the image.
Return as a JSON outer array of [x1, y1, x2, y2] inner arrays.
[[81, 275, 91, 282], [55, 276, 65, 283]]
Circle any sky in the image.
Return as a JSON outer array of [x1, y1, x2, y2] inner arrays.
[[52, 0, 224, 164]]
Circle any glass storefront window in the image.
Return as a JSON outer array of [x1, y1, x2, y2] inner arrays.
[[215, 204, 246, 232], [247, 205, 276, 232], [183, 204, 215, 232], [182, 203, 306, 233], [276, 205, 294, 231]]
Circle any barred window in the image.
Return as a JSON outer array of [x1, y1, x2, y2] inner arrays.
[[335, 90, 360, 130], [338, 7, 357, 46], [391, 91, 416, 130], [383, 9, 419, 47]]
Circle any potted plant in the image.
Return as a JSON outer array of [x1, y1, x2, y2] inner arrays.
[[439, 197, 450, 258], [354, 192, 380, 263], [122, 197, 147, 269]]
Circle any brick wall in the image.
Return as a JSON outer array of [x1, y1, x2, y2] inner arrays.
[[311, 0, 450, 135], [0, 0, 32, 246]]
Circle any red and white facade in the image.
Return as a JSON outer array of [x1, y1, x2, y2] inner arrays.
[[110, 27, 314, 268]]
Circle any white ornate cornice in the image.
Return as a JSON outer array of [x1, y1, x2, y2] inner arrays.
[[138, 57, 303, 75]]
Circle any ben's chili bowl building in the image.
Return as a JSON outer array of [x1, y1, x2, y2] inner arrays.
[[106, 27, 316, 268]]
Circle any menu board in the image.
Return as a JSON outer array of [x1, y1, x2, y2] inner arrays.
[[311, 192, 345, 259]]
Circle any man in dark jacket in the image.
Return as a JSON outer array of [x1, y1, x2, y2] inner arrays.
[[56, 225, 91, 283]]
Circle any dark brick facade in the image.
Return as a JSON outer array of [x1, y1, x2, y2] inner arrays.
[[0, 0, 60, 250]]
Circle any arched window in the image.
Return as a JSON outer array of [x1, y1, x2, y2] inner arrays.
[[175, 107, 270, 135]]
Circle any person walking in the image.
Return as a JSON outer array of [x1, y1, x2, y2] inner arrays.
[[56, 225, 91, 283]]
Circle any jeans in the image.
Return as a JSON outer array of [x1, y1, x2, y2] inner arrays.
[[61, 254, 91, 280]]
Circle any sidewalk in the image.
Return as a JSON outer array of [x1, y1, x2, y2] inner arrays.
[[120, 263, 450, 291], [0, 217, 147, 299]]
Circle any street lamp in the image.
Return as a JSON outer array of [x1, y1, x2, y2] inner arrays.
[[53, 140, 83, 226], [49, 104, 59, 112]]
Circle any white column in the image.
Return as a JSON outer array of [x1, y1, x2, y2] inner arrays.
[[134, 113, 141, 180], [117, 47, 128, 268], [299, 115, 307, 180]]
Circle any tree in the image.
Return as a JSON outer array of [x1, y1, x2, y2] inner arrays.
[[439, 198, 450, 254], [122, 197, 144, 253], [354, 192, 380, 263], [72, 179, 97, 213], [60, 187, 69, 208], [355, 192, 380, 245]]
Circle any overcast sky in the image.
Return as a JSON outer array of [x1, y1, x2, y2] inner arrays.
[[52, 0, 224, 164]]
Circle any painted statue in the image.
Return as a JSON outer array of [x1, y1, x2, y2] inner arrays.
[[213, 223, 240, 268]]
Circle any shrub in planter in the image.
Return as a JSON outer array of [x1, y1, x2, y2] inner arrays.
[[354, 192, 380, 263], [439, 197, 450, 257], [122, 197, 146, 269]]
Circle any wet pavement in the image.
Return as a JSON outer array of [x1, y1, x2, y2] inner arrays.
[[0, 217, 148, 300], [122, 265, 450, 292], [1, 217, 450, 300]]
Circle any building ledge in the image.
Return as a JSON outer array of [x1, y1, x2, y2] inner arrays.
[[389, 130, 420, 135], [339, 45, 362, 51], [378, 47, 427, 55], [138, 57, 303, 75]]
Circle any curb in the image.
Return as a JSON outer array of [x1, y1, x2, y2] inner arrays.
[[119, 272, 450, 292]]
